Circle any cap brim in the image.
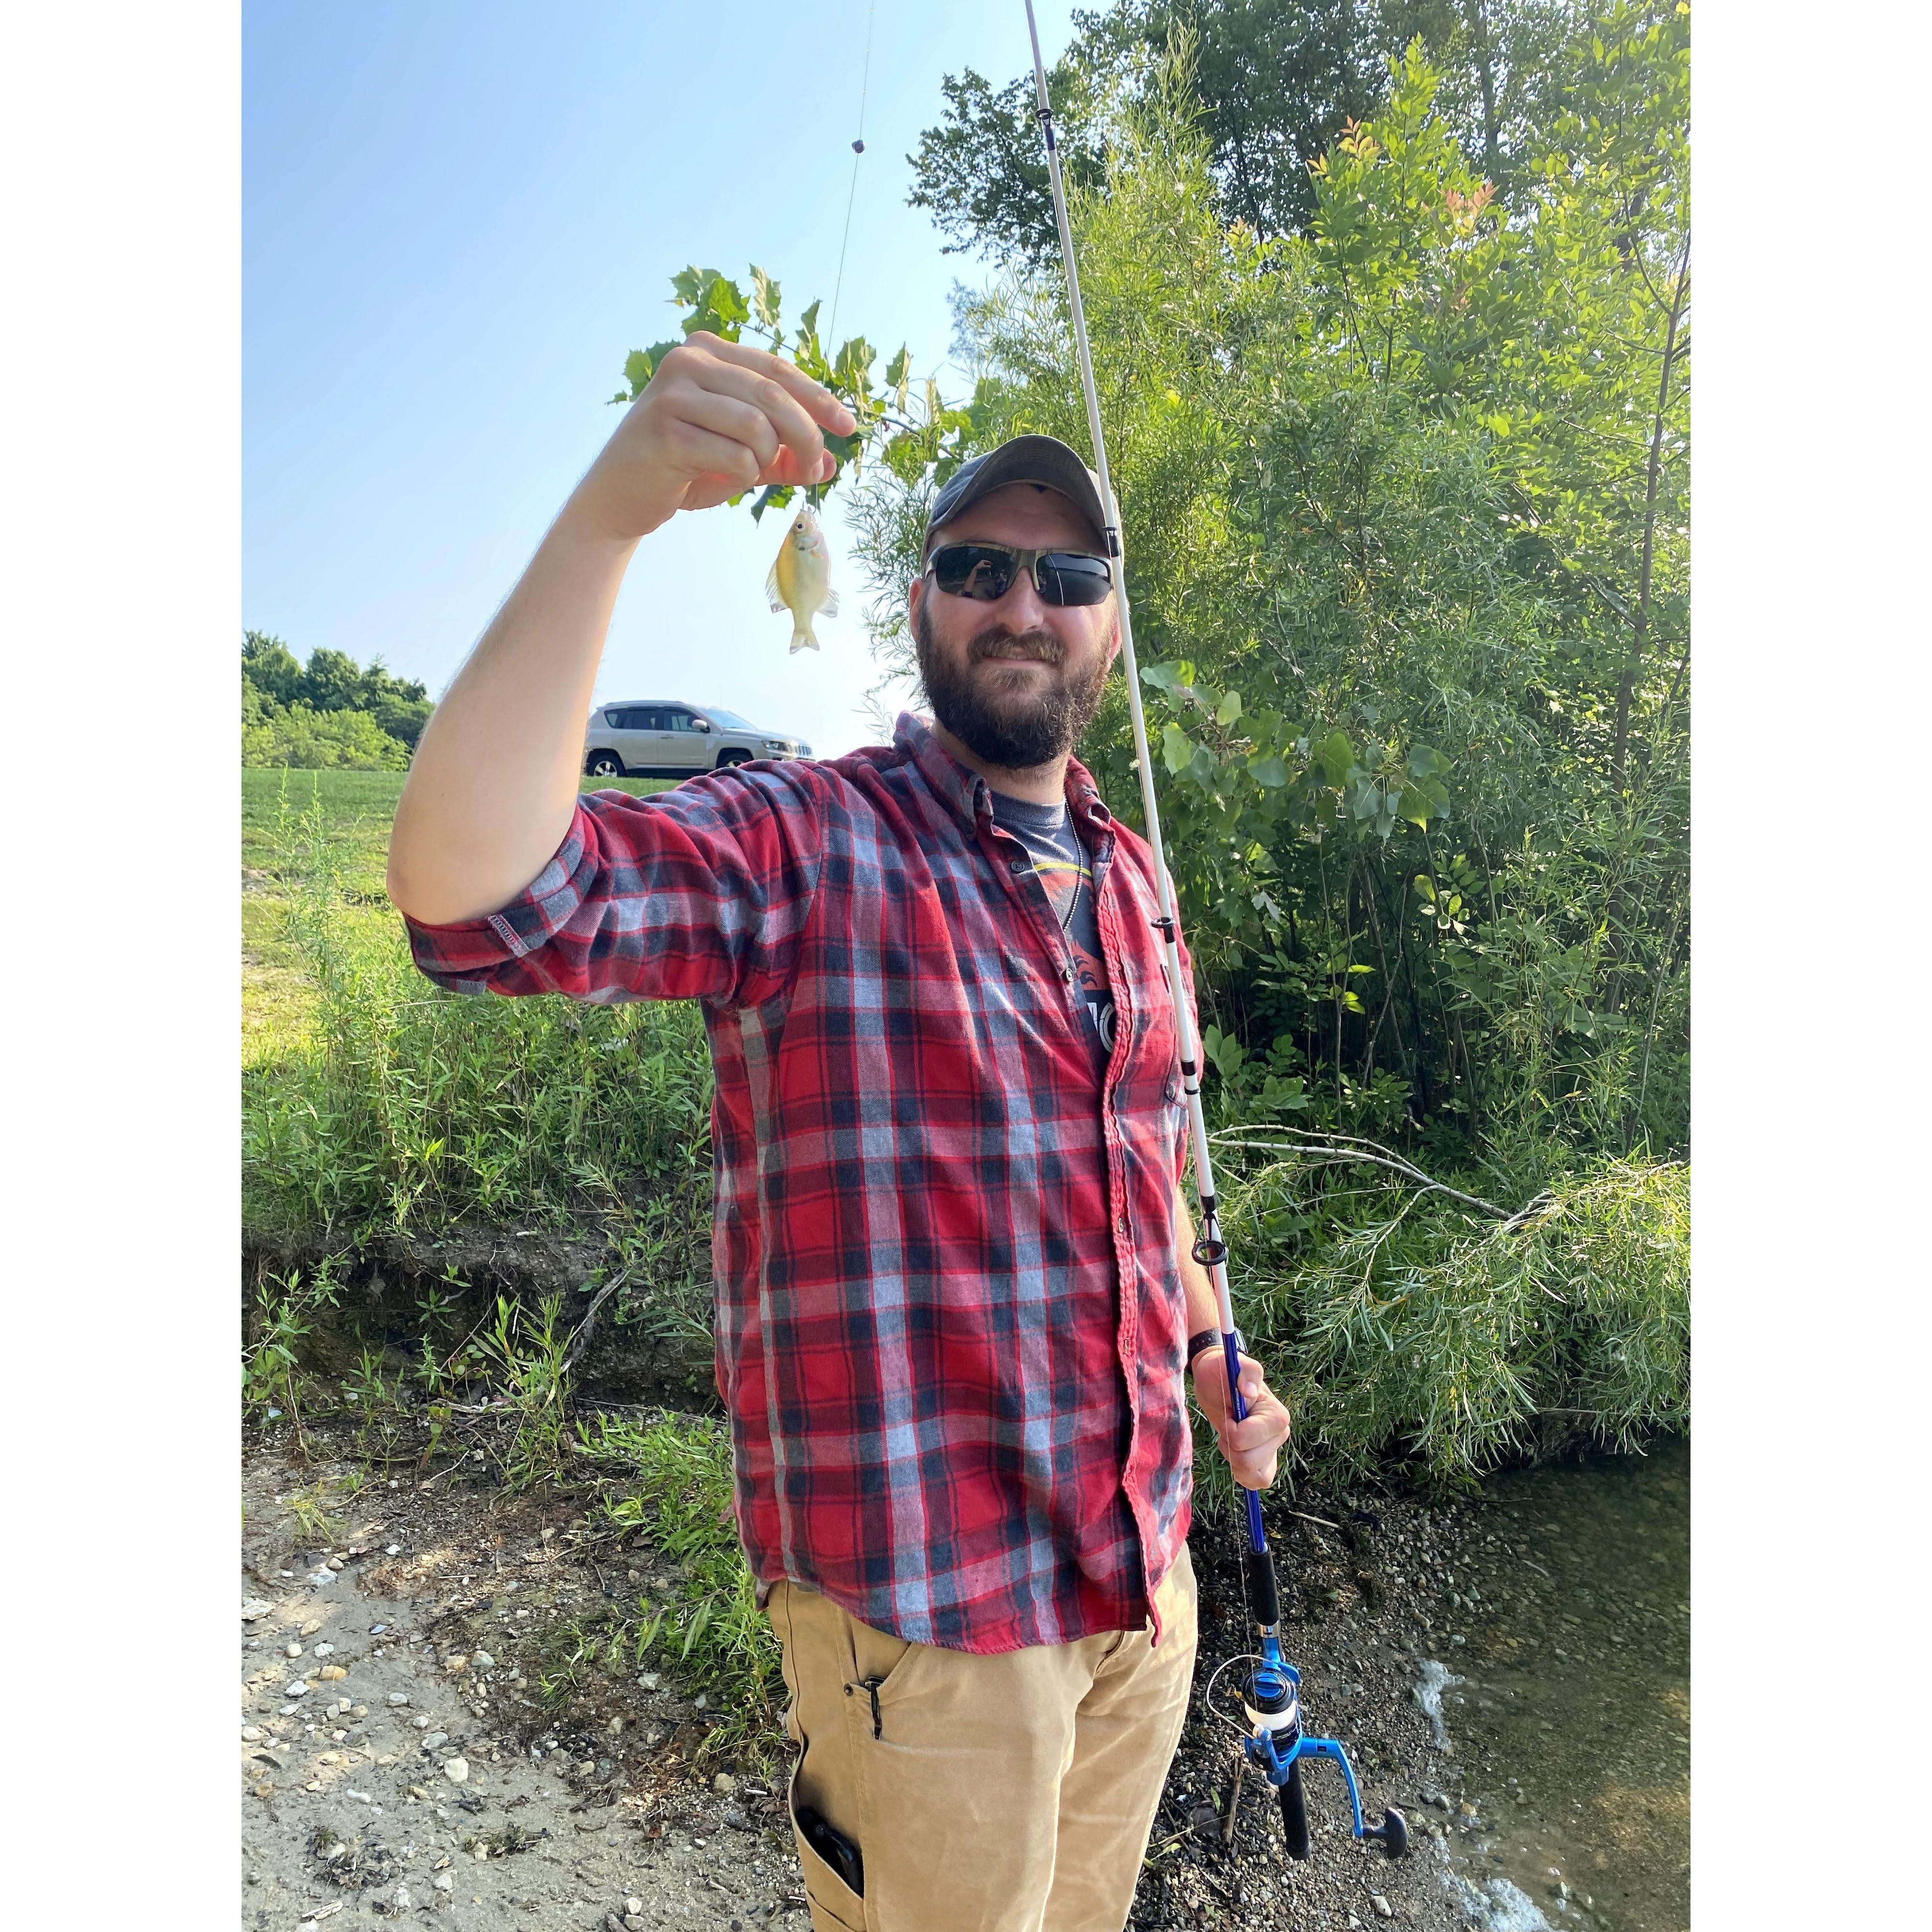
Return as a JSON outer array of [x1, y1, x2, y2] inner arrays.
[[927, 435, 1110, 548]]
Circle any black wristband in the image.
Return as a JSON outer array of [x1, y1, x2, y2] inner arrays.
[[1187, 1327, 1225, 1367]]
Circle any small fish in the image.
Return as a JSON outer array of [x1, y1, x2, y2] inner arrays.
[[766, 503, 840, 653]]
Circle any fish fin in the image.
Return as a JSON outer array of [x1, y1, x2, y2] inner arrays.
[[789, 620, 820, 653], [819, 586, 840, 618], [763, 561, 784, 612]]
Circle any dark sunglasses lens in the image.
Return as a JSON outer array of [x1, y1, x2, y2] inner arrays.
[[932, 545, 1016, 600], [1037, 552, 1113, 606]]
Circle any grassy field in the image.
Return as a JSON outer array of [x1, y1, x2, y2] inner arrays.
[[241, 767, 670, 1065]]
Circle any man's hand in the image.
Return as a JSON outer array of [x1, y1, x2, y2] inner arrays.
[[387, 334, 859, 929], [1190, 1345, 1292, 1491], [572, 331, 858, 542]]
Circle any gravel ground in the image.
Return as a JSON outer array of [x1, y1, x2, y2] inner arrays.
[[240, 1436, 1554, 1932]]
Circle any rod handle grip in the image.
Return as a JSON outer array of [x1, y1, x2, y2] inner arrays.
[[1280, 1758, 1311, 1860], [1243, 1545, 1280, 1628]]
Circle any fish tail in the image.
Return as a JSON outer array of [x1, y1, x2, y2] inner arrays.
[[789, 619, 820, 654]]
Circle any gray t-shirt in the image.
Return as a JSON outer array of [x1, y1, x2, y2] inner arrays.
[[989, 791, 1116, 1063]]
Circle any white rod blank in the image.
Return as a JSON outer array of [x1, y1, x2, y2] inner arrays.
[[1020, 1, 1238, 1344]]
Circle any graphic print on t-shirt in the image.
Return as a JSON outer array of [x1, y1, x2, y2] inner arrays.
[[989, 792, 1116, 1063], [1032, 853, 1114, 1053]]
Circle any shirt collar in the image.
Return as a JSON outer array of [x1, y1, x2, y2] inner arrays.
[[894, 711, 1116, 838]]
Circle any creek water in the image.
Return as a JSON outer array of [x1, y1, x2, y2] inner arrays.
[[1424, 1435, 1690, 1932]]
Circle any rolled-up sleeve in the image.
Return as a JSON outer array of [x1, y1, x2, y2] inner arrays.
[[402, 763, 827, 1010]]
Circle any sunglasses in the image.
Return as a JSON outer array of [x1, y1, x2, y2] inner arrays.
[[924, 541, 1115, 608]]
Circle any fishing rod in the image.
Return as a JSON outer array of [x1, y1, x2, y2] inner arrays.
[[1020, 0, 1406, 1866]]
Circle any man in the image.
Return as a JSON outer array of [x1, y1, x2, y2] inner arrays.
[[388, 332, 1292, 1932]]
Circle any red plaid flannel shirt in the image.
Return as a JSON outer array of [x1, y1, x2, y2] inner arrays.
[[404, 713, 1197, 1653]]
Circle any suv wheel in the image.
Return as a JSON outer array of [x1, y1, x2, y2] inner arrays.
[[715, 748, 753, 768], [586, 750, 625, 777]]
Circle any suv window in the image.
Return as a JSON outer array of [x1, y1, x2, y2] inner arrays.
[[612, 706, 662, 731], [663, 709, 696, 733]]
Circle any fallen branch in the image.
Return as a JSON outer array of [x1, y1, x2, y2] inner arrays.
[[1210, 1127, 1552, 1224], [559, 1265, 637, 1380]]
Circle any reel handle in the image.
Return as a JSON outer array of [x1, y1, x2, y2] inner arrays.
[[1363, 1805, 1410, 1860], [1280, 1757, 1311, 1860]]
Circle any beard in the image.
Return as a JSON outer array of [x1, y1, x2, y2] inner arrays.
[[912, 598, 1113, 770]]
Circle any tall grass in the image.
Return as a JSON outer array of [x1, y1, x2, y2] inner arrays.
[[243, 798, 713, 1237]]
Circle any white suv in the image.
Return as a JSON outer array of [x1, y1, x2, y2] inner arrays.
[[583, 701, 812, 778]]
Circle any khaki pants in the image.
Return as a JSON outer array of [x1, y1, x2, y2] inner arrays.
[[766, 1547, 1197, 1932]]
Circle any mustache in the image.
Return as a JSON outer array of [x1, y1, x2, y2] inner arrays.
[[967, 627, 1065, 667]]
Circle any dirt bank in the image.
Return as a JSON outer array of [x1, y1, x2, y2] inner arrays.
[[240, 1424, 1542, 1932]]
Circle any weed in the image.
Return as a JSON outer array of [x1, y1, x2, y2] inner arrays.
[[473, 1294, 573, 1490], [243, 1260, 344, 1452], [559, 1411, 783, 1763], [284, 1480, 346, 1544], [346, 1344, 414, 1468]]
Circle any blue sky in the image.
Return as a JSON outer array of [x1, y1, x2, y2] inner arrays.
[[244, 1, 1086, 759]]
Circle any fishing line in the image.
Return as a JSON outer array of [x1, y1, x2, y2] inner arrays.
[[826, 1, 876, 351]]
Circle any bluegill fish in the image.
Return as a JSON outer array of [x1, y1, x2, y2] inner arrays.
[[766, 503, 840, 653]]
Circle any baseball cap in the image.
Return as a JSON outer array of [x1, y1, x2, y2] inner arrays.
[[922, 435, 1117, 559]]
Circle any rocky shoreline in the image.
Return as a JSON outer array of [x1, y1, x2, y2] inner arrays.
[[241, 1423, 1599, 1932]]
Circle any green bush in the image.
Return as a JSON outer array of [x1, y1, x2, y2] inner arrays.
[[243, 691, 410, 771], [1208, 1149, 1688, 1491], [242, 800, 713, 1235], [242, 631, 433, 765]]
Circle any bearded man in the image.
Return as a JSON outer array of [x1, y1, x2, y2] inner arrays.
[[387, 331, 1291, 1932]]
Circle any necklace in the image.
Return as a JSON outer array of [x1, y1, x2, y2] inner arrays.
[[1057, 821, 1087, 934]]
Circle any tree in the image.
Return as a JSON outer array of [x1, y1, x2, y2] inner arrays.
[[299, 647, 367, 714], [240, 634, 434, 760], [904, 1, 1596, 266], [858, 4, 1689, 1162], [242, 631, 304, 707]]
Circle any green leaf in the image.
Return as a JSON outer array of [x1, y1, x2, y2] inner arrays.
[[1249, 752, 1289, 788], [1406, 744, 1451, 779], [833, 336, 876, 391], [749, 484, 796, 522], [683, 274, 749, 341], [1401, 774, 1451, 823], [1316, 729, 1356, 787], [1141, 660, 1196, 695], [670, 265, 716, 306], [885, 345, 911, 408], [1162, 724, 1196, 775], [750, 265, 782, 332], [622, 341, 682, 398], [1216, 689, 1243, 726]]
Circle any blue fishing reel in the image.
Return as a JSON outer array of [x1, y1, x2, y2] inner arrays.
[[1230, 1481, 1409, 1861]]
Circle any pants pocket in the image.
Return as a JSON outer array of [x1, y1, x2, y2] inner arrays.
[[788, 1755, 866, 1932]]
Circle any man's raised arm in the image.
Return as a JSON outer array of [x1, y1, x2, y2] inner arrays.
[[386, 334, 855, 928]]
